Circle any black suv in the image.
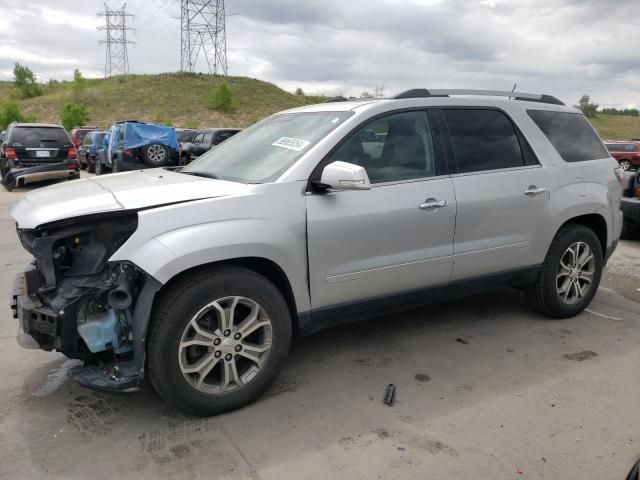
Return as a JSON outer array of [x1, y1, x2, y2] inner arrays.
[[180, 128, 241, 164], [0, 123, 79, 191]]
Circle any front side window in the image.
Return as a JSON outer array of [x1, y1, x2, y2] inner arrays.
[[184, 111, 352, 183], [327, 110, 436, 183], [442, 109, 525, 173], [527, 110, 609, 162]]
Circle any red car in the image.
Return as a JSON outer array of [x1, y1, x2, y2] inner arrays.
[[604, 141, 640, 171], [70, 126, 98, 151]]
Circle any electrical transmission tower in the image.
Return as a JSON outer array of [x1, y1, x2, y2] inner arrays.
[[97, 3, 134, 77], [180, 0, 228, 75]]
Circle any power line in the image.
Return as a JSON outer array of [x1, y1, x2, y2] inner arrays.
[[180, 0, 227, 75], [97, 3, 135, 77]]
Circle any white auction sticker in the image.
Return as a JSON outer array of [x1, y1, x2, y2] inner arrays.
[[272, 137, 311, 151]]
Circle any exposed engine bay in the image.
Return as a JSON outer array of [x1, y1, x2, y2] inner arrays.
[[10, 213, 157, 391]]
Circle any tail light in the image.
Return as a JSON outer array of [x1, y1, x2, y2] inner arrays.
[[67, 147, 78, 159], [5, 147, 16, 159], [614, 167, 625, 185]]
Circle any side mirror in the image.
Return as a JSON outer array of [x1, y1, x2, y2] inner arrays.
[[319, 161, 371, 191]]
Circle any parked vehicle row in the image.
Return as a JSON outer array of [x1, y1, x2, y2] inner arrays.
[[605, 140, 640, 171], [0, 121, 239, 190], [9, 89, 624, 416]]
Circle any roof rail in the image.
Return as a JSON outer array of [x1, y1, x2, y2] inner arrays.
[[393, 88, 565, 106], [324, 96, 349, 103]]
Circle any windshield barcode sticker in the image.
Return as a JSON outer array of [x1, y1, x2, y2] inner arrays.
[[272, 137, 311, 151]]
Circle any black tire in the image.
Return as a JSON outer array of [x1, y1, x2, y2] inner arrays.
[[87, 156, 96, 174], [526, 225, 603, 318], [147, 266, 292, 416], [0, 158, 7, 178], [620, 217, 640, 240], [95, 158, 103, 175], [112, 155, 120, 173], [79, 156, 87, 170], [142, 143, 169, 167]]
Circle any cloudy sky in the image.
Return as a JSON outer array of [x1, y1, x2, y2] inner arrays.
[[0, 0, 638, 107]]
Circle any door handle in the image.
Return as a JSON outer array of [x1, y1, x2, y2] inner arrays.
[[524, 186, 547, 196], [419, 198, 448, 210]]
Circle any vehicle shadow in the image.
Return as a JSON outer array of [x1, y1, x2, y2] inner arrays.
[[11, 287, 639, 479]]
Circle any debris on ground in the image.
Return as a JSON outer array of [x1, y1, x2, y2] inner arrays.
[[383, 384, 396, 406], [563, 350, 598, 361], [414, 373, 431, 382], [455, 338, 469, 345]]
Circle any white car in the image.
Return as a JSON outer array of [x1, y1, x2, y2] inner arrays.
[[10, 89, 624, 415]]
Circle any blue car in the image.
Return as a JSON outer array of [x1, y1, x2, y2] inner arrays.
[[78, 130, 106, 173], [96, 120, 180, 175]]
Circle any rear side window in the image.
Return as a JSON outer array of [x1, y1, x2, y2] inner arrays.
[[527, 110, 608, 162], [442, 109, 524, 173], [10, 127, 70, 146]]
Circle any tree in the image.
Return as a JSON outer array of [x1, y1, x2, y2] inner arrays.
[[72, 68, 87, 99], [360, 91, 374, 98], [575, 94, 599, 118], [207, 82, 235, 112], [13, 63, 42, 99], [295, 87, 305, 96], [60, 103, 90, 131], [0, 102, 34, 129]]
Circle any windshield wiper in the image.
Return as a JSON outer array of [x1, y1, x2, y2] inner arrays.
[[180, 171, 220, 180]]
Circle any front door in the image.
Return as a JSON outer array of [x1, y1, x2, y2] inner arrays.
[[306, 110, 457, 310]]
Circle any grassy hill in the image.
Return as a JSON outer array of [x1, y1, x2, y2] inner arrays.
[[588, 114, 640, 141], [1, 74, 639, 140], [0, 73, 325, 129]]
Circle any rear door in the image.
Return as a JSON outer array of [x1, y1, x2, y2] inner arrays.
[[9, 127, 72, 165], [438, 108, 550, 280]]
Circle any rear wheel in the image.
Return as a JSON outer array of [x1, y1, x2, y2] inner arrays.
[[0, 158, 7, 178], [95, 158, 104, 175], [620, 160, 632, 171], [143, 143, 169, 167], [147, 266, 292, 416], [87, 155, 96, 174], [526, 225, 603, 318]]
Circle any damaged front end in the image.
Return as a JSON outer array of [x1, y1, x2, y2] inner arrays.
[[10, 213, 159, 392]]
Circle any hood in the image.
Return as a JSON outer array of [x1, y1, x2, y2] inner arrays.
[[11, 169, 252, 229]]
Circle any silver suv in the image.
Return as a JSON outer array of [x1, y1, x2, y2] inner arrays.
[[10, 89, 624, 415]]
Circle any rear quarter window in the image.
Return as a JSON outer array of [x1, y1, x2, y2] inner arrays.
[[527, 110, 609, 162]]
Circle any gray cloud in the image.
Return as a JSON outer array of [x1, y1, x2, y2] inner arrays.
[[0, 0, 638, 107]]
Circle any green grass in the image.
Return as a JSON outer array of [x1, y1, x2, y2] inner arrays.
[[0, 73, 326, 129], [588, 114, 640, 141]]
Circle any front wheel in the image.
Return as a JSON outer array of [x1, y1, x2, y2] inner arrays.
[[147, 266, 292, 416], [87, 155, 96, 174], [526, 225, 603, 318]]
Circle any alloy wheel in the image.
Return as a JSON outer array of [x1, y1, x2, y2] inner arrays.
[[178, 296, 273, 395], [147, 145, 166, 163], [555, 241, 595, 305], [620, 160, 631, 171]]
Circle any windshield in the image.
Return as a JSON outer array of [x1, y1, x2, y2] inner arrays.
[[182, 111, 352, 183]]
